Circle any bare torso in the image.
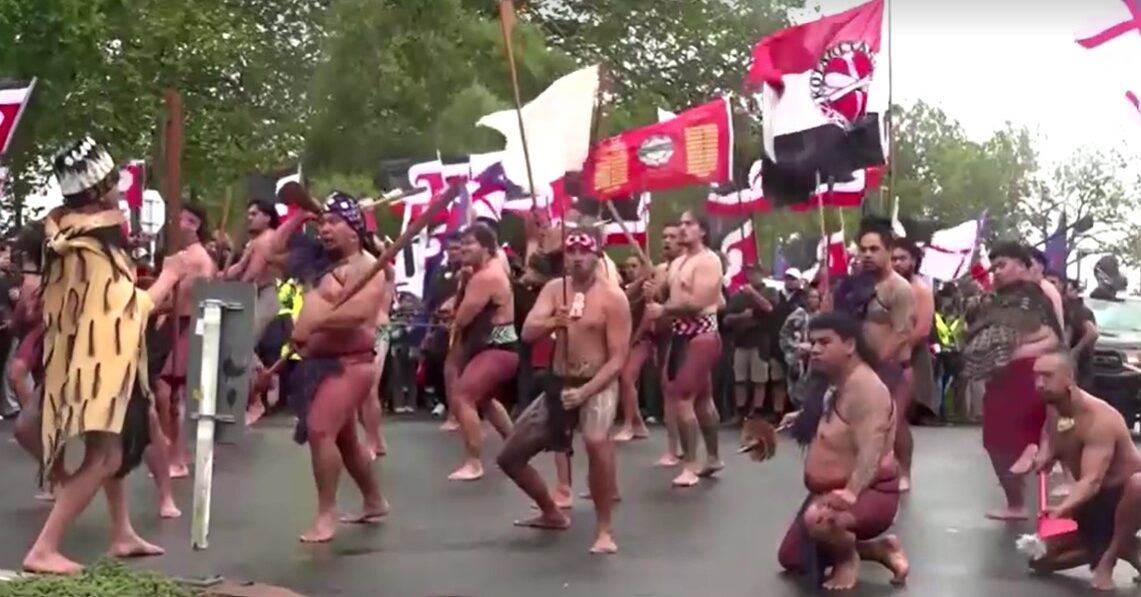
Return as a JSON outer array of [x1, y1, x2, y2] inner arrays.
[[666, 249, 724, 315], [1048, 395, 1141, 489], [295, 253, 382, 353], [863, 272, 914, 364], [174, 242, 218, 317], [804, 365, 899, 493], [463, 259, 515, 328], [548, 279, 622, 379]]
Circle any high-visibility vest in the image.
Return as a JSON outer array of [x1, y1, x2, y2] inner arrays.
[[277, 279, 303, 360], [935, 313, 964, 348]]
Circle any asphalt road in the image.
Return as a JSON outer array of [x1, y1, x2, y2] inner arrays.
[[0, 418, 1131, 597]]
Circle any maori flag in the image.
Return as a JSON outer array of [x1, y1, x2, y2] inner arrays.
[[745, 0, 888, 207], [721, 220, 759, 291], [705, 160, 881, 215], [1075, 0, 1141, 117], [584, 98, 733, 200], [0, 79, 35, 155]]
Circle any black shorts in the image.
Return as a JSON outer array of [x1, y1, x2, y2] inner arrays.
[[1074, 483, 1125, 567]]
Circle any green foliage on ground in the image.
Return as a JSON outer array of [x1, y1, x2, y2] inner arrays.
[[0, 560, 198, 597]]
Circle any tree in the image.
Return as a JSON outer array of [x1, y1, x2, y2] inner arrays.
[[303, 0, 574, 179], [0, 0, 324, 220], [889, 101, 1040, 240]]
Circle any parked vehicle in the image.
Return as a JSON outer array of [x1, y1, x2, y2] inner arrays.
[[1087, 297, 1141, 430]]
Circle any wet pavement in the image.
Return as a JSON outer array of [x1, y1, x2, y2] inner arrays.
[[0, 419, 1131, 597]]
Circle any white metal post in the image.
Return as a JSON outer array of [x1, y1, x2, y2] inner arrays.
[[191, 300, 223, 550]]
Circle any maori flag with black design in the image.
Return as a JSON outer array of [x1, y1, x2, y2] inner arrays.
[[0, 79, 35, 155], [745, 0, 888, 207]]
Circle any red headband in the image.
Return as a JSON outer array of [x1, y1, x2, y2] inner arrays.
[[564, 232, 598, 253]]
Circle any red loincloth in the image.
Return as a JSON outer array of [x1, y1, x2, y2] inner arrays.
[[982, 357, 1045, 461]]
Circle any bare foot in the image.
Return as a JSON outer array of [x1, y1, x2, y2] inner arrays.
[[514, 512, 570, 530], [672, 467, 701, 488], [376, 439, 388, 457], [898, 475, 911, 493], [1091, 561, 1116, 591], [340, 499, 390, 524], [698, 459, 725, 478], [299, 513, 337, 543], [632, 425, 650, 439], [1008, 444, 1038, 476], [447, 462, 484, 482], [439, 418, 460, 432], [22, 550, 84, 575], [860, 535, 909, 585], [245, 402, 266, 427], [589, 531, 618, 555], [553, 485, 573, 510], [109, 534, 165, 559], [655, 453, 681, 467], [158, 497, 182, 519], [613, 427, 636, 443], [822, 552, 859, 590], [169, 464, 189, 479], [986, 506, 1029, 521]]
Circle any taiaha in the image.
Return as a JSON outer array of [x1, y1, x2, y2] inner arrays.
[[496, 0, 539, 205], [163, 89, 184, 380]]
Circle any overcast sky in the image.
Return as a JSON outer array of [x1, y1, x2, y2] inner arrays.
[[804, 0, 1140, 165]]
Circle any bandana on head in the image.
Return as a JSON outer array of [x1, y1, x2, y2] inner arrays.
[[564, 232, 598, 253], [324, 191, 367, 237]]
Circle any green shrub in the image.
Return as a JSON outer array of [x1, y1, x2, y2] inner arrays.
[[0, 560, 198, 597]]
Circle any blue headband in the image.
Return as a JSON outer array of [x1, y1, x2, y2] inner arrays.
[[324, 192, 367, 237]]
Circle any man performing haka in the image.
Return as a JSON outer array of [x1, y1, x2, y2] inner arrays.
[[643, 211, 724, 487], [889, 237, 933, 489], [776, 312, 909, 590], [644, 223, 684, 465], [1026, 349, 1141, 590], [285, 192, 388, 543], [155, 203, 218, 480], [963, 242, 1061, 520], [614, 254, 653, 442], [446, 223, 517, 481], [497, 224, 631, 554], [853, 219, 915, 491], [23, 138, 189, 574]]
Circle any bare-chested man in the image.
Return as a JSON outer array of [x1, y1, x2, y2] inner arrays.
[[498, 224, 631, 554], [643, 223, 684, 465], [643, 211, 724, 487], [286, 193, 388, 543], [446, 223, 517, 481], [965, 242, 1061, 520], [156, 204, 218, 483], [1027, 349, 1141, 591], [614, 255, 653, 443], [889, 238, 932, 490], [1029, 248, 1066, 333], [777, 312, 908, 590], [854, 219, 915, 491]]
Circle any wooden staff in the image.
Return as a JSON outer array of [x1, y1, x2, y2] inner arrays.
[[258, 184, 461, 378], [603, 199, 651, 266], [164, 90, 184, 373]]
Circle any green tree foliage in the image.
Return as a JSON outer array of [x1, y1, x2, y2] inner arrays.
[[0, 0, 324, 215]]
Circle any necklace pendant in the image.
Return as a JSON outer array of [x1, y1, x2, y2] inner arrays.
[[1057, 417, 1076, 432]]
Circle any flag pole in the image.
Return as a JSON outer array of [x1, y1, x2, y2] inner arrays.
[[886, 0, 897, 218], [496, 0, 539, 209]]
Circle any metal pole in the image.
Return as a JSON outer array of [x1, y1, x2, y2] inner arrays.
[[191, 300, 223, 550]]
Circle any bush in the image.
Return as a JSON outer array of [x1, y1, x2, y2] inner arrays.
[[0, 560, 198, 597]]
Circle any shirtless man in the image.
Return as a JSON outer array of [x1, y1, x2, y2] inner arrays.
[[889, 238, 932, 490], [1029, 248, 1065, 333], [614, 254, 653, 442], [287, 193, 388, 543], [777, 312, 908, 590], [855, 219, 915, 491], [156, 204, 218, 481], [645, 223, 684, 465], [498, 224, 631, 554], [447, 223, 517, 481], [1027, 349, 1141, 591], [643, 211, 724, 487], [360, 260, 395, 459]]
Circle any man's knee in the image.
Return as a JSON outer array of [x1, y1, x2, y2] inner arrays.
[[582, 434, 609, 455], [85, 436, 124, 475]]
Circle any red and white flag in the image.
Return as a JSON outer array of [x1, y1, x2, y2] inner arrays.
[[118, 160, 145, 210], [585, 98, 733, 200], [721, 220, 759, 291], [704, 160, 880, 216], [745, 0, 888, 207], [602, 192, 650, 246], [1075, 0, 1141, 120], [0, 79, 35, 155]]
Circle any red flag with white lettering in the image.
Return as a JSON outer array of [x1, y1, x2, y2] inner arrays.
[[0, 79, 35, 154], [722, 220, 759, 291]]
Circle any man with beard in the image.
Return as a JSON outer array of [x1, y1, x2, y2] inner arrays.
[[852, 219, 915, 490], [889, 238, 933, 490], [643, 210, 724, 487], [614, 254, 653, 442], [23, 138, 190, 573], [962, 242, 1061, 520], [498, 224, 631, 555], [1026, 349, 1141, 591], [776, 312, 908, 590], [283, 192, 388, 543], [446, 223, 516, 481], [155, 203, 218, 483]]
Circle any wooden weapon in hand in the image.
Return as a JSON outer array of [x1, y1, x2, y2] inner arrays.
[[258, 183, 460, 380]]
